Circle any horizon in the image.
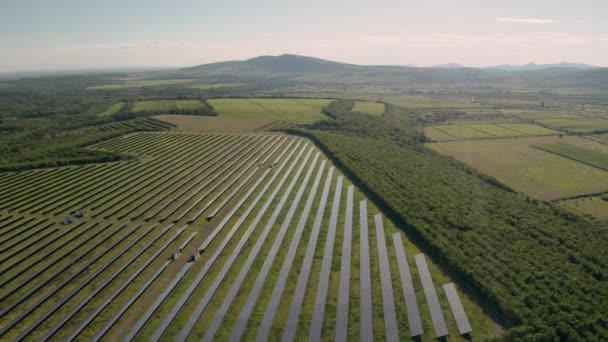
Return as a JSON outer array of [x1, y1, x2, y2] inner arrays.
[[1, 0, 607, 72]]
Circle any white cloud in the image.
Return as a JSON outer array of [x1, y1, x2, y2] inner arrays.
[[498, 17, 558, 24]]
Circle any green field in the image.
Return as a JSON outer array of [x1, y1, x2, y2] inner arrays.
[[536, 118, 608, 132], [186, 83, 246, 90], [208, 98, 333, 123], [425, 123, 559, 141], [433, 125, 492, 139], [559, 196, 608, 220], [87, 79, 195, 90], [96, 102, 124, 117], [467, 124, 521, 137], [380, 94, 482, 109], [132, 100, 203, 112], [533, 143, 608, 171], [352, 101, 385, 115], [428, 137, 608, 200], [498, 123, 559, 135]]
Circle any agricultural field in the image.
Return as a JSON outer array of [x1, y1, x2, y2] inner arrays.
[[380, 94, 483, 109], [186, 83, 247, 90], [0, 132, 496, 341], [352, 101, 385, 115], [428, 136, 608, 200], [558, 196, 608, 220], [96, 102, 124, 117], [208, 98, 333, 123], [87, 79, 196, 90], [424, 123, 559, 142], [153, 115, 274, 133], [132, 100, 203, 112], [533, 142, 608, 171], [535, 118, 608, 132]]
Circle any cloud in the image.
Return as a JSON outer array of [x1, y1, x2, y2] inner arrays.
[[498, 17, 558, 24]]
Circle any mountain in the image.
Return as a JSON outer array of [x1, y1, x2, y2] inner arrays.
[[485, 62, 598, 71], [178, 54, 607, 91], [434, 63, 467, 69]]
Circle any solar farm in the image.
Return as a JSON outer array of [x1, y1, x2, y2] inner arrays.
[[0, 130, 488, 341]]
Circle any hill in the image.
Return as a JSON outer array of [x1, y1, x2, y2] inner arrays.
[[179, 54, 608, 92]]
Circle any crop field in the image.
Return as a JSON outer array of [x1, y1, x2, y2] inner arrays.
[[428, 136, 608, 200], [352, 101, 385, 115], [380, 95, 484, 109], [533, 143, 608, 171], [186, 83, 247, 90], [87, 79, 196, 90], [425, 123, 559, 142], [96, 102, 124, 117], [536, 118, 608, 132], [0, 131, 496, 341], [133, 100, 203, 112], [558, 196, 608, 220], [208, 98, 333, 123], [153, 115, 274, 133]]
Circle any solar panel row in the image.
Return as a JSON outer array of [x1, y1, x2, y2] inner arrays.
[[415, 253, 449, 338], [359, 200, 374, 342], [392, 233, 424, 337], [373, 214, 399, 342], [444, 282, 473, 335]]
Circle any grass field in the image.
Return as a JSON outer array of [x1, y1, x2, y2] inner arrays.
[[432, 125, 493, 139], [87, 79, 195, 90], [558, 196, 608, 220], [425, 123, 559, 142], [352, 101, 385, 115], [533, 143, 608, 171], [96, 102, 124, 117], [0, 132, 497, 341], [186, 83, 246, 90], [536, 118, 608, 132], [208, 98, 333, 123], [153, 115, 274, 133], [132, 100, 203, 112], [503, 110, 580, 119], [381, 94, 484, 109], [428, 136, 608, 200]]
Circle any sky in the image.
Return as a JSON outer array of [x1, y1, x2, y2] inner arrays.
[[1, 0, 607, 72]]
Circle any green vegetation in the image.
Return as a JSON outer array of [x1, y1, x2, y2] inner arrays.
[[536, 118, 608, 133], [559, 196, 608, 220], [0, 118, 173, 171], [87, 79, 195, 90], [290, 101, 608, 340], [96, 102, 125, 117], [132, 100, 203, 112], [534, 142, 608, 171], [498, 123, 558, 135], [433, 125, 492, 139], [351, 101, 385, 115], [209, 98, 333, 123], [429, 138, 608, 200]]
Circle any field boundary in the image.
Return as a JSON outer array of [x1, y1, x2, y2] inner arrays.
[[532, 145, 608, 172]]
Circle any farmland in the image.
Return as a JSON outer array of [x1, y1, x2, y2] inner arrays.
[[424, 123, 558, 141], [87, 79, 196, 90], [0, 131, 494, 341], [428, 136, 608, 200], [209, 98, 333, 123], [536, 118, 608, 132], [132, 100, 204, 112], [558, 196, 608, 220], [96, 102, 124, 117], [153, 115, 274, 133], [533, 142, 608, 171], [352, 101, 385, 115]]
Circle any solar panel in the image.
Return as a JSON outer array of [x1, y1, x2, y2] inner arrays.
[[282, 167, 334, 342], [373, 214, 399, 342], [415, 253, 449, 338], [309, 175, 343, 341], [443, 282, 472, 335], [334, 184, 354, 341], [392, 233, 423, 337], [359, 199, 373, 342]]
